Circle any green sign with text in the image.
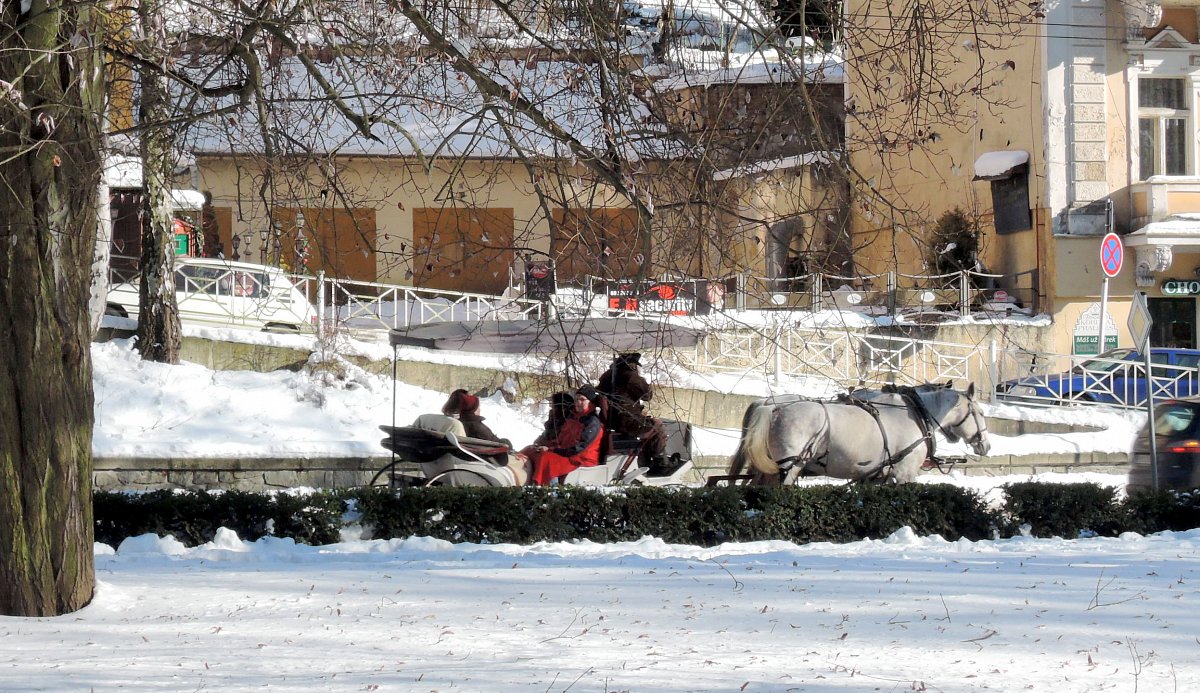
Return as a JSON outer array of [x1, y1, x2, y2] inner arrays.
[[1072, 334, 1118, 355], [1162, 279, 1200, 296]]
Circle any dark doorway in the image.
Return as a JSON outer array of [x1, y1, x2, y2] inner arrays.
[[1149, 297, 1196, 349]]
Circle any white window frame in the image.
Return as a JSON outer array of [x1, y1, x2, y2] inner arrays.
[[1138, 76, 1192, 178], [1127, 28, 1200, 182]]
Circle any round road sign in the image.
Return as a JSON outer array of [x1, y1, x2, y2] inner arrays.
[[1100, 232, 1123, 278]]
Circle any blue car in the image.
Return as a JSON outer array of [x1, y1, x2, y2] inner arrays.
[[996, 348, 1200, 407]]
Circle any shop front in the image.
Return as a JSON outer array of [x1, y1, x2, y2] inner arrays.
[[1126, 217, 1200, 350]]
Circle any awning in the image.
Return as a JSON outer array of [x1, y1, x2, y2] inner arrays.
[[389, 317, 705, 354], [973, 150, 1030, 181]]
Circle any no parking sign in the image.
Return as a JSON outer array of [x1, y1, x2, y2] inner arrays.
[[1100, 232, 1123, 277]]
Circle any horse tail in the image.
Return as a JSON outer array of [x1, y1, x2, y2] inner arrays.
[[730, 401, 778, 476], [727, 401, 758, 475]]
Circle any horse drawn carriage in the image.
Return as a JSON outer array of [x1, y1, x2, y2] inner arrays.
[[374, 318, 701, 488], [374, 414, 694, 488]]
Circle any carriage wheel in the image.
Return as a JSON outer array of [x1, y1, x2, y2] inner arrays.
[[425, 468, 500, 487], [369, 460, 422, 489]]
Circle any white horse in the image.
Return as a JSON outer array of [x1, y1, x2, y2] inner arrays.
[[727, 383, 990, 484]]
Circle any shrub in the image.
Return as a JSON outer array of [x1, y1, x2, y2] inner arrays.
[[1002, 482, 1126, 538], [91, 482, 1200, 548]]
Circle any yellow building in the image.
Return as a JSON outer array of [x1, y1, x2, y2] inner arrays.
[[842, 0, 1048, 314]]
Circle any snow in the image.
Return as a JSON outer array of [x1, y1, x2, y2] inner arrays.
[[1130, 211, 1200, 237], [972, 149, 1029, 179], [710, 151, 838, 181], [24, 330, 1196, 691], [13, 523, 1200, 690]]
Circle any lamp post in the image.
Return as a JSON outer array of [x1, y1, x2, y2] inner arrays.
[[231, 234, 241, 260]]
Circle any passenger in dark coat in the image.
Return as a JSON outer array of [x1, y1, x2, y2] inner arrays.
[[442, 389, 509, 446], [597, 353, 664, 454], [535, 391, 575, 446], [521, 389, 605, 485]]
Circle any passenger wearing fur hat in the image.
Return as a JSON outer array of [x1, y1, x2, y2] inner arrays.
[[442, 388, 507, 446]]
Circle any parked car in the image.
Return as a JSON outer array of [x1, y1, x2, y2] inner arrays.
[[1128, 397, 1200, 492], [995, 347, 1200, 407], [105, 257, 316, 333]]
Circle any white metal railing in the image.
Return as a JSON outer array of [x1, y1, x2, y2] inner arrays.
[[677, 327, 1000, 391], [991, 350, 1200, 408], [283, 273, 548, 334], [107, 257, 549, 336]]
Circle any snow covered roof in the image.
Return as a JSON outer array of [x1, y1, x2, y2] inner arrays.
[[972, 150, 1029, 181], [711, 151, 837, 181], [655, 53, 844, 90], [1127, 212, 1200, 247], [104, 153, 205, 211], [178, 57, 684, 160]]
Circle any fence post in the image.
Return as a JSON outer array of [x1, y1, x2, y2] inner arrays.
[[811, 272, 822, 311], [988, 339, 998, 398], [316, 270, 326, 340], [960, 270, 970, 317], [773, 325, 783, 385], [887, 271, 897, 315]]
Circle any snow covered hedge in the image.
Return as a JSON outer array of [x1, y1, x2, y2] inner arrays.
[[92, 484, 1200, 548]]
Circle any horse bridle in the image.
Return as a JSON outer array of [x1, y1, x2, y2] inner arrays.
[[904, 388, 986, 452], [941, 398, 986, 451]]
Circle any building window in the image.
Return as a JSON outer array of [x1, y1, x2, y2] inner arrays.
[[1138, 77, 1189, 177], [972, 150, 1032, 234], [992, 174, 1032, 234]]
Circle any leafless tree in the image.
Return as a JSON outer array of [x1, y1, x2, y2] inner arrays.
[[1, 0, 104, 616]]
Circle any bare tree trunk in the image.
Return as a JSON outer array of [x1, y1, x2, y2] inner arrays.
[[135, 0, 182, 363], [0, 0, 102, 616], [90, 178, 113, 336]]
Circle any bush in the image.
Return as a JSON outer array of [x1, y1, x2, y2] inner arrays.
[[1002, 482, 1126, 538], [91, 482, 1200, 548], [93, 489, 345, 547]]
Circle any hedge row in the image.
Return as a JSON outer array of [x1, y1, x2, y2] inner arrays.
[[92, 483, 1200, 549]]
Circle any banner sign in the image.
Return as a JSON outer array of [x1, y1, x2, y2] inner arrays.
[[524, 261, 556, 301], [1161, 278, 1200, 296], [606, 280, 715, 316], [1072, 302, 1119, 355]]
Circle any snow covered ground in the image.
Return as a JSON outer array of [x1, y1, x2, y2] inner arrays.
[[6, 328, 1188, 692]]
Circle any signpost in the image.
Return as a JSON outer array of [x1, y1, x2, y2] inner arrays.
[[1130, 291, 1158, 489], [1098, 232, 1123, 355]]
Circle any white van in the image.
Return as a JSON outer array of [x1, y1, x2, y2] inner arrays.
[[105, 257, 316, 333]]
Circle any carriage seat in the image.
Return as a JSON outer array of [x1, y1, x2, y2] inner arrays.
[[408, 414, 512, 463], [608, 434, 643, 453]]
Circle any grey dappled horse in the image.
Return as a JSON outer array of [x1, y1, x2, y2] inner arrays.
[[727, 383, 990, 484]]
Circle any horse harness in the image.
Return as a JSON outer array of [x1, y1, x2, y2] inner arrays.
[[836, 387, 937, 478]]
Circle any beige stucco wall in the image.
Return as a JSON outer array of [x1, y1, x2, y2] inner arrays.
[[195, 156, 615, 285], [193, 151, 845, 290], [842, 0, 1046, 285]]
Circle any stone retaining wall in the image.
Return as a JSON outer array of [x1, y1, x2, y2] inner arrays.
[[93, 451, 1131, 492]]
